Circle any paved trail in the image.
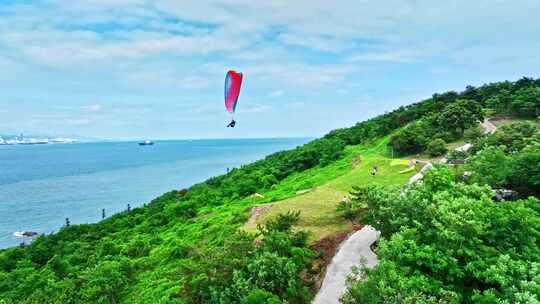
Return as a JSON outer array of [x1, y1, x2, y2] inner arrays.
[[313, 226, 380, 304], [314, 119, 498, 303], [480, 118, 497, 134], [411, 118, 498, 184]]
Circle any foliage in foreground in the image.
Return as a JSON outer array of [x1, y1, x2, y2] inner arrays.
[[180, 212, 315, 303], [342, 167, 540, 304], [0, 212, 314, 303]]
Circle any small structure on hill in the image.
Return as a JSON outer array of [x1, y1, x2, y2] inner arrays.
[[492, 189, 518, 201]]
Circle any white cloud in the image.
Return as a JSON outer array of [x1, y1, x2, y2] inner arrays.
[[245, 63, 350, 88], [278, 33, 352, 52], [269, 90, 284, 97], [65, 118, 92, 125], [181, 77, 210, 90], [2, 0, 539, 72], [81, 104, 103, 112], [244, 105, 273, 113], [346, 49, 419, 63], [11, 30, 248, 65], [285, 101, 305, 110], [124, 70, 210, 90]]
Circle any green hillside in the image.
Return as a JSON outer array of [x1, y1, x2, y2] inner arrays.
[[0, 77, 539, 303], [244, 137, 414, 241]]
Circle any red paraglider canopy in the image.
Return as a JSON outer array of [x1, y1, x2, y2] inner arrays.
[[224, 70, 243, 114]]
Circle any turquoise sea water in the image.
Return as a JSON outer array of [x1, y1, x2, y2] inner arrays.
[[0, 138, 309, 248]]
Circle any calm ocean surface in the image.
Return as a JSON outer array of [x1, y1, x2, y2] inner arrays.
[[0, 138, 309, 248]]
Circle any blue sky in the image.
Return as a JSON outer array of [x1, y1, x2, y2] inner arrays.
[[0, 0, 539, 140]]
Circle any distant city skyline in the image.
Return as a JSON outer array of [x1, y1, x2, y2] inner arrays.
[[1, 1, 539, 140]]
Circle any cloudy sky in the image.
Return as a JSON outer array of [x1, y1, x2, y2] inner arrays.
[[0, 1, 539, 140]]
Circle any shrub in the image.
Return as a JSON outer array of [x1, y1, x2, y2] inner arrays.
[[447, 150, 468, 164], [507, 144, 540, 197], [464, 125, 484, 142], [241, 289, 281, 304], [426, 138, 447, 157], [469, 146, 512, 187]]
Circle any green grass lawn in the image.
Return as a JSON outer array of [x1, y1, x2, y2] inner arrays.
[[243, 137, 415, 242]]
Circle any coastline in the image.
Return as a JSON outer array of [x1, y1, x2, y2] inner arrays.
[[0, 138, 310, 249]]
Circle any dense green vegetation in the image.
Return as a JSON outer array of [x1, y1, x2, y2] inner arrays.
[[468, 121, 540, 197], [0, 77, 538, 303], [342, 167, 540, 303], [388, 78, 540, 155], [343, 118, 540, 302]]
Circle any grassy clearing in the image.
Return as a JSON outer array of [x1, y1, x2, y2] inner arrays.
[[446, 139, 466, 150], [243, 137, 415, 242], [488, 113, 539, 127]]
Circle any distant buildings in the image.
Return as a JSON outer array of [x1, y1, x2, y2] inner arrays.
[[0, 134, 76, 145]]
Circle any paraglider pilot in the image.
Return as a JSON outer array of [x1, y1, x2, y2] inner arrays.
[[224, 70, 243, 128]]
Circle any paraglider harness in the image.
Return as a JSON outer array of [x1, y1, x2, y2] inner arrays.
[[227, 119, 236, 128]]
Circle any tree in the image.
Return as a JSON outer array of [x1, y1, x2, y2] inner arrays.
[[389, 120, 432, 154], [485, 89, 512, 113], [463, 125, 484, 142], [512, 87, 540, 117], [426, 138, 447, 157], [436, 99, 484, 136], [469, 146, 512, 187], [447, 150, 468, 164], [507, 144, 540, 197], [337, 187, 369, 223]]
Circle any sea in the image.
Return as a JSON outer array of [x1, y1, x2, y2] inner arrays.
[[0, 138, 310, 248]]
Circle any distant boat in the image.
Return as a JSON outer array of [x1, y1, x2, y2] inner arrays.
[[138, 140, 154, 146]]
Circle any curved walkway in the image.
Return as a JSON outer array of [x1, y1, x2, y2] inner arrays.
[[411, 118, 497, 185], [480, 118, 497, 134], [313, 226, 380, 304]]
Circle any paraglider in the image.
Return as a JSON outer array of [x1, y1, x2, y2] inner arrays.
[[224, 70, 243, 127]]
